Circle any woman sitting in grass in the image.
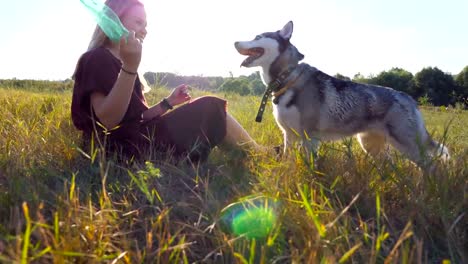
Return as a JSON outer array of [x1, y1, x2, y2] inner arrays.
[[71, 0, 261, 162]]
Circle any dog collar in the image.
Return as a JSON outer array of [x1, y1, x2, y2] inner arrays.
[[272, 67, 304, 104], [255, 66, 300, 122]]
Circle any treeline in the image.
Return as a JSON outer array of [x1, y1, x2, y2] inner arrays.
[[143, 72, 225, 91], [145, 66, 468, 107], [0, 79, 73, 93], [2, 65, 467, 107], [346, 66, 468, 107], [143, 71, 266, 96]]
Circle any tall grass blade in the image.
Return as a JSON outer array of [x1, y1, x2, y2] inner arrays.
[[298, 184, 326, 237], [21, 202, 32, 264], [339, 242, 362, 263]]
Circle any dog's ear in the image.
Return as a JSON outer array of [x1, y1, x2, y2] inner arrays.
[[279, 21, 294, 40]]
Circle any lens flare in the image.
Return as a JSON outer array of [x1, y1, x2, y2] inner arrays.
[[220, 195, 279, 239]]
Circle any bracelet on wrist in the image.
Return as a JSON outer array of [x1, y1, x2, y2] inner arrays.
[[121, 67, 138, 75], [161, 98, 174, 110]]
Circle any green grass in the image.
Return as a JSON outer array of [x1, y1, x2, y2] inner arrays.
[[0, 85, 467, 263]]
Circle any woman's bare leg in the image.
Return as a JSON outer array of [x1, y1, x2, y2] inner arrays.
[[223, 113, 262, 151]]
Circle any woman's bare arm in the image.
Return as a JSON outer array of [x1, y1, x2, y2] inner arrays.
[[90, 31, 142, 129], [90, 70, 137, 129]]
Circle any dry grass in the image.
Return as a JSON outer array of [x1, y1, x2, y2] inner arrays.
[[0, 85, 466, 263]]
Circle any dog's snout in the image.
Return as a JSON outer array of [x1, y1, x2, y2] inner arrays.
[[234, 42, 242, 51]]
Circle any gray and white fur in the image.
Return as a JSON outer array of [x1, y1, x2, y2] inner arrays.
[[235, 21, 449, 166]]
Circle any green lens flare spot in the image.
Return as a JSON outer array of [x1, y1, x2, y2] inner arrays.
[[232, 207, 276, 239], [220, 195, 279, 239]]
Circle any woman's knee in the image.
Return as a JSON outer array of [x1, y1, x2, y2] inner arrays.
[[192, 96, 226, 110]]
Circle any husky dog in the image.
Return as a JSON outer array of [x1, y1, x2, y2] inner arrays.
[[234, 21, 449, 165]]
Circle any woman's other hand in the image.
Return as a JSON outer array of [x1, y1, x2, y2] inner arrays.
[[119, 31, 142, 72], [167, 84, 192, 107]]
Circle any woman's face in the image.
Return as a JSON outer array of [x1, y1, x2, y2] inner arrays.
[[121, 5, 147, 42]]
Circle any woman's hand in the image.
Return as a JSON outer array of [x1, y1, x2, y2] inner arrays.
[[142, 84, 191, 120], [166, 84, 192, 107], [119, 31, 142, 72]]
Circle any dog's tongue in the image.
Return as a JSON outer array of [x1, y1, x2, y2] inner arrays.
[[239, 47, 263, 67]]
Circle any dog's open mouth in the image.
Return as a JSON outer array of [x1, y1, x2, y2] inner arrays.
[[237, 47, 264, 67]]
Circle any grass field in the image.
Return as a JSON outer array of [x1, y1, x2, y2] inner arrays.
[[0, 85, 466, 263]]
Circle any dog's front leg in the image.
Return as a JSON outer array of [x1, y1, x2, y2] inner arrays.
[[301, 135, 320, 161], [305, 137, 320, 155], [283, 130, 299, 156]]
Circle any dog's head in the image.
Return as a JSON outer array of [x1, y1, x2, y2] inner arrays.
[[234, 21, 304, 72]]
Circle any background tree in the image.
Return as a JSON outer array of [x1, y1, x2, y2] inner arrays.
[[246, 72, 265, 95], [218, 78, 251, 95], [411, 67, 456, 106], [370, 68, 413, 95], [352, 72, 372, 84], [455, 66, 468, 107], [250, 79, 265, 95], [334, 73, 351, 81]]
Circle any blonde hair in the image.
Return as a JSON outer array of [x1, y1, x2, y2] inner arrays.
[[85, 0, 151, 92]]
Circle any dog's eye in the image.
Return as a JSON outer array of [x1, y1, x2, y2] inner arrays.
[[254, 35, 262, 40]]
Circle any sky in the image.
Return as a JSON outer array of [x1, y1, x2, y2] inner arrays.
[[0, 0, 467, 80]]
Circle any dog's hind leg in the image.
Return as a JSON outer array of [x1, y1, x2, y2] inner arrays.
[[385, 110, 449, 167], [356, 132, 388, 157], [385, 120, 431, 167], [384, 102, 452, 168]]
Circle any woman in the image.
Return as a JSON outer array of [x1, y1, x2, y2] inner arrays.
[[72, 0, 261, 162]]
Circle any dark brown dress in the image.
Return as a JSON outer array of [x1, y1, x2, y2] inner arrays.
[[72, 47, 227, 162]]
